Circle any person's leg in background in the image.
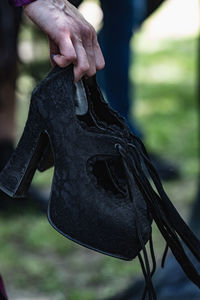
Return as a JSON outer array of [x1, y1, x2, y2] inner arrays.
[[97, 0, 143, 137], [0, 1, 22, 171]]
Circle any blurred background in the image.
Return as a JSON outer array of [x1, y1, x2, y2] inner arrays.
[[0, 0, 199, 299]]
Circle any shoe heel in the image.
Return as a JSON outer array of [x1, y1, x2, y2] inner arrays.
[[0, 106, 46, 198]]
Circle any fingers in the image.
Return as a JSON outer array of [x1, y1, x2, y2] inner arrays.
[[73, 42, 90, 82], [81, 40, 96, 78], [51, 27, 104, 82], [92, 34, 105, 71], [72, 27, 105, 82]]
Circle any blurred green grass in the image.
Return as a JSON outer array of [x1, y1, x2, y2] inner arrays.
[[0, 17, 199, 300]]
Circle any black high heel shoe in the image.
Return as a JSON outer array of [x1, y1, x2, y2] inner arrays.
[[0, 65, 151, 261], [1, 66, 200, 299]]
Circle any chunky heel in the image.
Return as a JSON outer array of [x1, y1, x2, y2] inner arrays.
[[0, 103, 46, 198]]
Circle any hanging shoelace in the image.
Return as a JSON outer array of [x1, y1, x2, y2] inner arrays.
[[115, 139, 200, 300]]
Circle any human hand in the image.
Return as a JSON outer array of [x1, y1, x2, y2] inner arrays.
[[23, 0, 105, 82]]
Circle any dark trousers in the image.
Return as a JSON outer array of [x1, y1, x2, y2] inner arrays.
[[0, 1, 22, 84]]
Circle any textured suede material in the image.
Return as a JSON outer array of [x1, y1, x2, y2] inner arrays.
[[0, 66, 151, 260]]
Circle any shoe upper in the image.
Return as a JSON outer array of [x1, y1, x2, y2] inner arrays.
[[32, 65, 152, 260]]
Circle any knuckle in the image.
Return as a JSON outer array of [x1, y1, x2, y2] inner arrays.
[[87, 68, 96, 77], [102, 59, 105, 67], [82, 25, 93, 40], [97, 60, 105, 70], [79, 64, 89, 74]]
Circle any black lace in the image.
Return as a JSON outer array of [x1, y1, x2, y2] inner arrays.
[[115, 138, 200, 299]]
